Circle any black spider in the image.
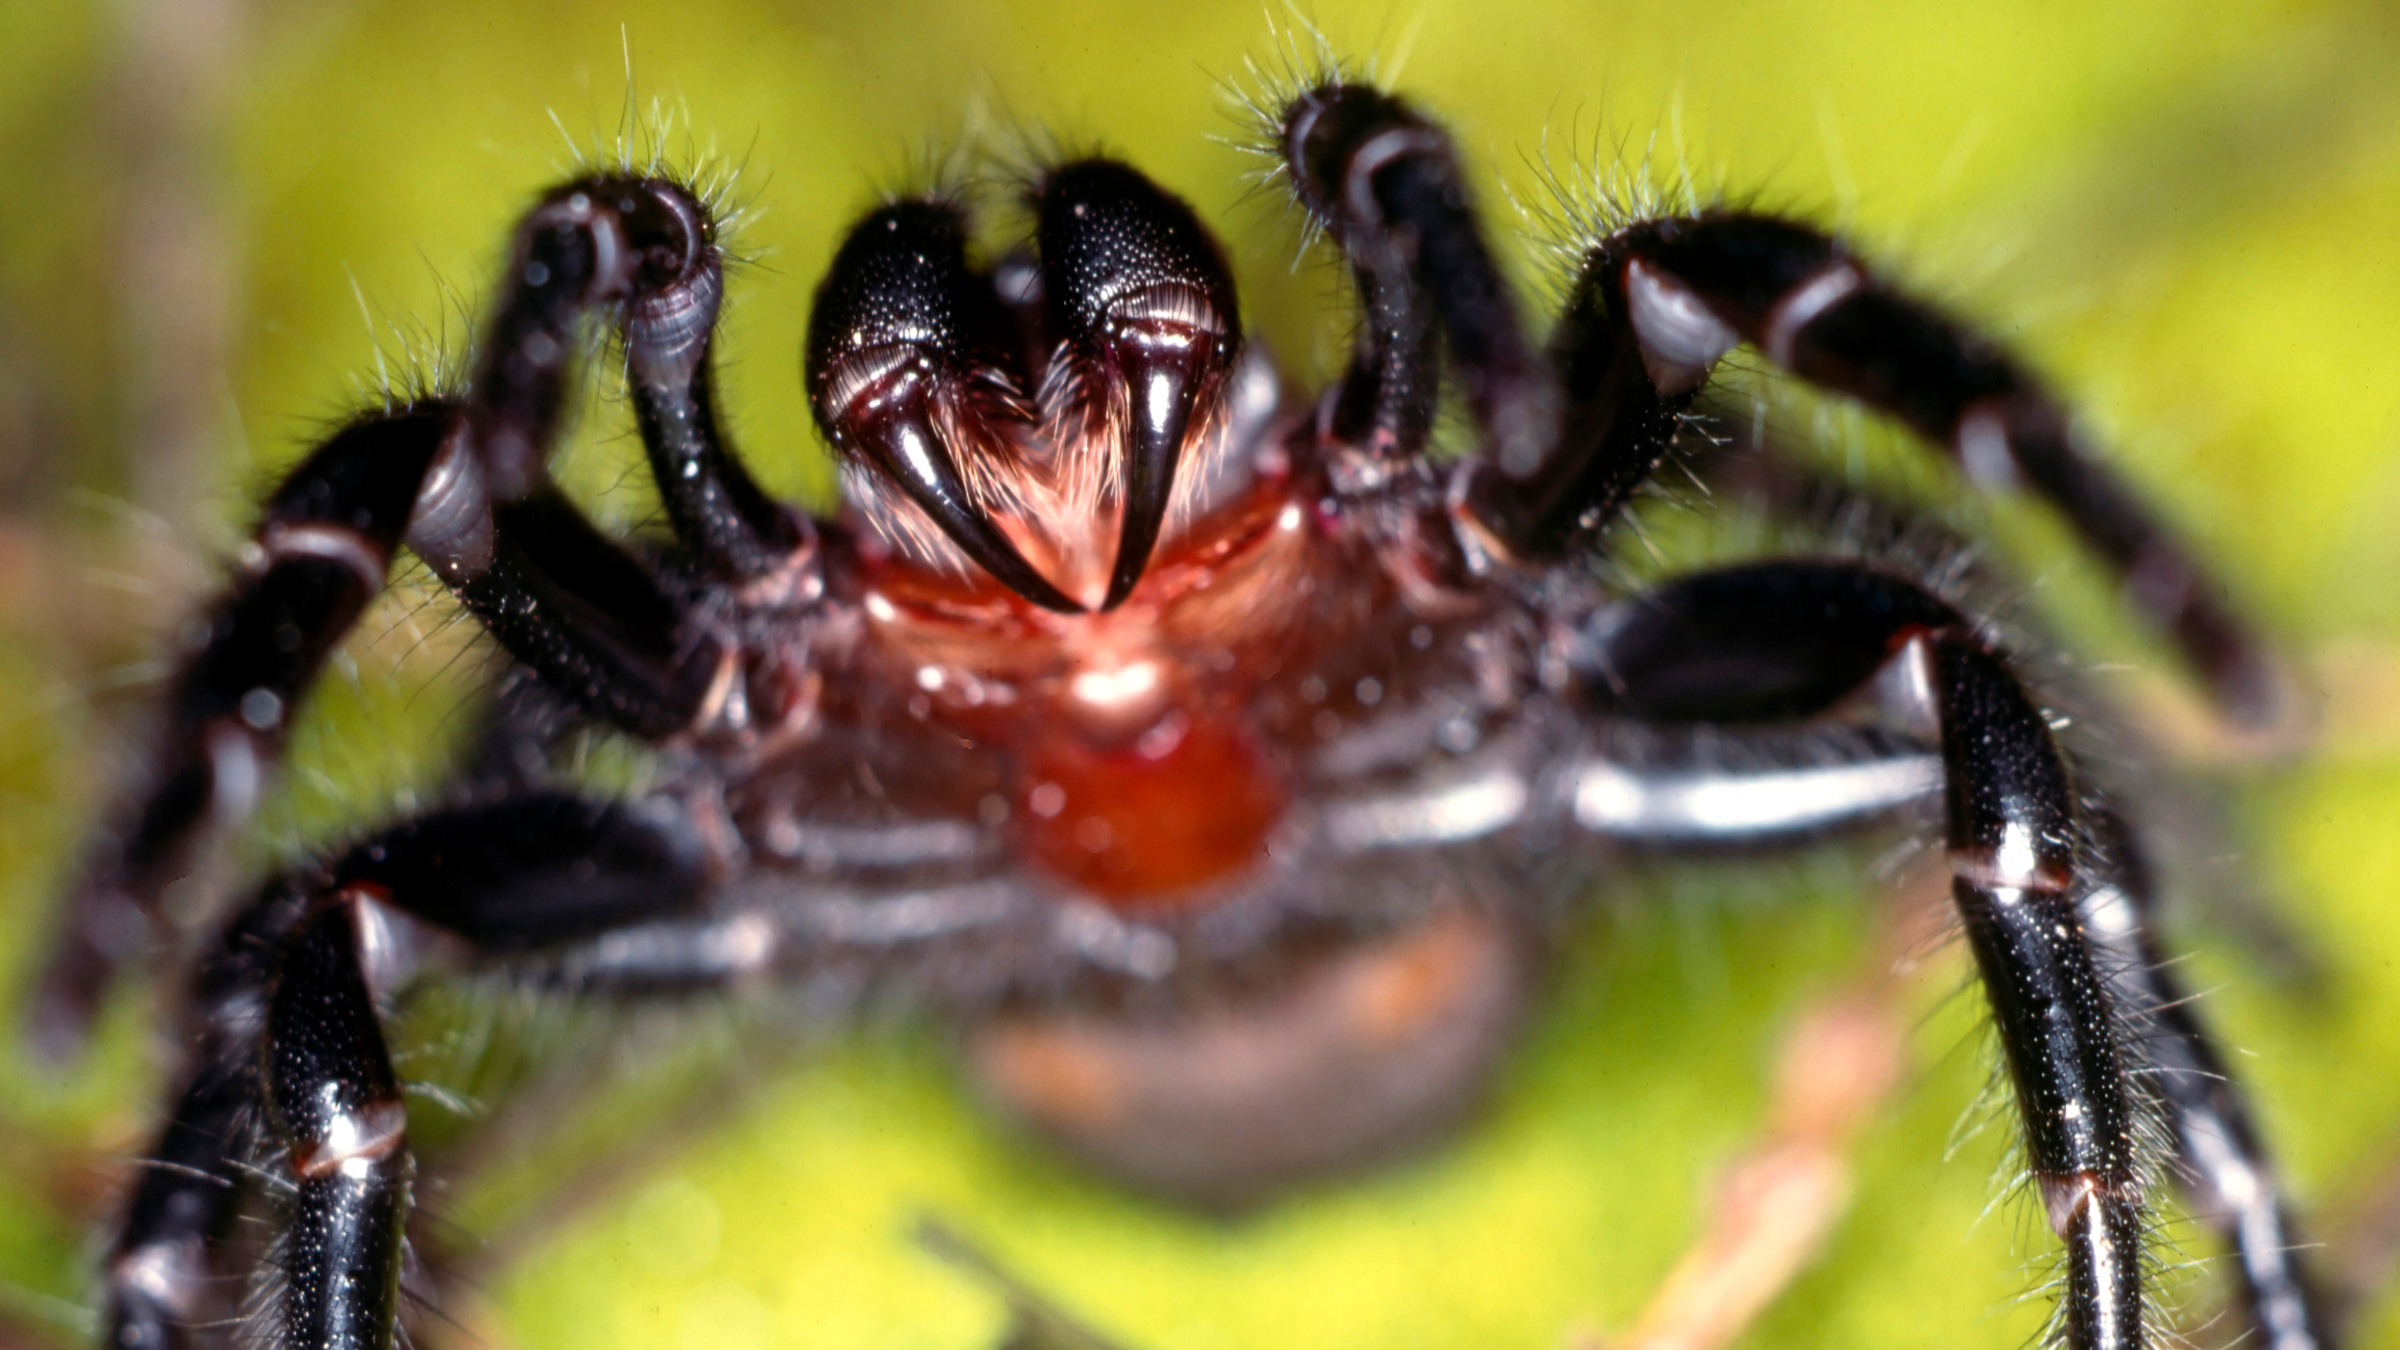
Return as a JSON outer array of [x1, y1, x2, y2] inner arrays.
[[29, 76, 2332, 1350]]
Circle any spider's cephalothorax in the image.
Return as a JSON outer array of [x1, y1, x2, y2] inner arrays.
[[36, 78, 2329, 1350]]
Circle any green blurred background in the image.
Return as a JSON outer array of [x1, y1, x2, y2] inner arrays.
[[3, 1, 2400, 1348]]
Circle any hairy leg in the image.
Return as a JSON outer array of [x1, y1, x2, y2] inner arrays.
[[99, 794, 707, 1350], [1569, 558, 2333, 1350], [36, 175, 791, 1057]]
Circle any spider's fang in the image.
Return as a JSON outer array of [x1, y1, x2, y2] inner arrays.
[[883, 419, 1082, 614], [1103, 308, 1219, 610], [807, 199, 1081, 613], [1035, 160, 1240, 610]]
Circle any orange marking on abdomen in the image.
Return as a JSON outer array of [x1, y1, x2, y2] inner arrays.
[[1017, 713, 1286, 909]]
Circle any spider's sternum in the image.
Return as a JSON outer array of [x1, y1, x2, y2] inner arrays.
[[1013, 707, 1285, 908], [845, 471, 1338, 911]]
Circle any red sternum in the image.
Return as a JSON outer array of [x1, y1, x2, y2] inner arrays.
[[1013, 702, 1286, 910], [846, 476, 1330, 913]]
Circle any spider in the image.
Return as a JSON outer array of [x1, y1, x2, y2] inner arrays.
[[24, 69, 2338, 1350]]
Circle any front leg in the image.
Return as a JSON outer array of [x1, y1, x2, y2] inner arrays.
[[35, 175, 772, 1058], [1277, 82, 1558, 472]]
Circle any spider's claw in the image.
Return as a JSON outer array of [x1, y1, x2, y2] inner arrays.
[[884, 432, 1084, 614], [806, 199, 1082, 614], [1102, 333, 1209, 609], [1035, 160, 1239, 610]]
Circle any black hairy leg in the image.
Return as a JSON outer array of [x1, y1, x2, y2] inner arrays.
[[1275, 81, 2283, 733], [31, 412, 441, 1062], [2083, 808, 2335, 1350], [30, 174, 798, 1060], [1556, 212, 2287, 731], [1570, 558, 2332, 1350], [1262, 83, 2318, 1339], [100, 795, 707, 1350], [1586, 562, 2151, 1342], [1279, 82, 1557, 474]]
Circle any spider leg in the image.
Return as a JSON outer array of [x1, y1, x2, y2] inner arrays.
[[1328, 241, 1444, 462], [34, 411, 442, 1059], [1569, 213, 2284, 730], [100, 793, 707, 1350], [34, 412, 720, 1056], [101, 889, 291, 1350], [1568, 558, 2331, 1350], [1275, 81, 2280, 726], [455, 483, 728, 734], [1587, 561, 2145, 1348], [2084, 808, 2334, 1350], [389, 176, 780, 733], [37, 177, 769, 1058]]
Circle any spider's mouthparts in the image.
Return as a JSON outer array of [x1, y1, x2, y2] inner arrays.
[[805, 199, 1083, 613], [1096, 291, 1225, 610], [805, 163, 1244, 614], [1034, 160, 1241, 610]]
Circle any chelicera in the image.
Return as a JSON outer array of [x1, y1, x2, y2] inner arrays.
[[33, 75, 2330, 1350]]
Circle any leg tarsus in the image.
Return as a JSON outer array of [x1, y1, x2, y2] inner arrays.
[[2085, 809, 2339, 1350]]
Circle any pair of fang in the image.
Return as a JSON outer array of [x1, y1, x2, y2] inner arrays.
[[805, 160, 1238, 612]]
